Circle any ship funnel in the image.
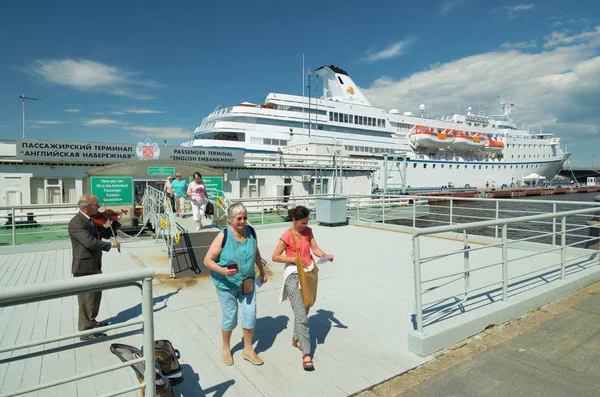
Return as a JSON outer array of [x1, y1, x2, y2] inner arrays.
[[313, 65, 371, 106]]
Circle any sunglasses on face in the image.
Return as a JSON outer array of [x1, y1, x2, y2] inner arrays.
[[235, 216, 248, 221]]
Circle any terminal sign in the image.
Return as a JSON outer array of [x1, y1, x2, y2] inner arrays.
[[202, 176, 223, 200], [148, 166, 175, 176], [90, 177, 134, 205]]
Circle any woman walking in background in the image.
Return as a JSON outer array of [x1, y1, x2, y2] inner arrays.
[[271, 205, 334, 371], [204, 203, 268, 366], [170, 173, 188, 217], [187, 172, 209, 231]]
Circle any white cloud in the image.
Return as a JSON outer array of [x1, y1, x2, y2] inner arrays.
[[0, 124, 7, 128], [30, 58, 161, 100], [125, 125, 191, 139], [438, 0, 471, 15], [495, 3, 534, 20], [544, 26, 600, 49], [123, 108, 165, 114], [362, 39, 415, 63], [63, 109, 80, 113], [82, 118, 122, 126], [30, 120, 67, 125], [500, 40, 537, 50], [109, 111, 127, 115], [361, 26, 600, 166]]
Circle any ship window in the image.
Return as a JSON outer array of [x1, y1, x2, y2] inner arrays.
[[349, 115, 353, 123], [334, 113, 338, 122], [423, 164, 427, 169], [433, 164, 436, 169], [329, 112, 333, 121], [478, 165, 482, 169], [354, 115, 358, 124], [344, 114, 348, 123], [441, 164, 444, 168], [449, 165, 453, 169], [338, 76, 344, 84], [414, 163, 417, 168]]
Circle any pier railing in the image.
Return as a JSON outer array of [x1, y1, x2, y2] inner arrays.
[[0, 204, 79, 246], [411, 206, 600, 334], [0, 269, 156, 397]]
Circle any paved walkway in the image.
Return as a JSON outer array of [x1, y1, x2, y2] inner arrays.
[[358, 281, 600, 397]]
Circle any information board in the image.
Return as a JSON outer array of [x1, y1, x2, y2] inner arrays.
[[90, 177, 134, 205]]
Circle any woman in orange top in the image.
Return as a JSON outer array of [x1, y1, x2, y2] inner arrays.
[[271, 206, 334, 371]]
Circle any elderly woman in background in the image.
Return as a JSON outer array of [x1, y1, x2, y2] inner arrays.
[[271, 205, 334, 371], [204, 203, 268, 366], [170, 173, 188, 217], [187, 172, 209, 231]]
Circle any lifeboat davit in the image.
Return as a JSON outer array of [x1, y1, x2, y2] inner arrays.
[[452, 132, 486, 151], [410, 127, 455, 149], [484, 138, 504, 153]]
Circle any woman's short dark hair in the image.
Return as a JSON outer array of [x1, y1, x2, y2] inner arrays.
[[193, 172, 202, 179], [288, 206, 310, 221]]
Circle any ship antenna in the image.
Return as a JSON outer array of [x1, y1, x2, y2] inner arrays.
[[19, 95, 40, 139]]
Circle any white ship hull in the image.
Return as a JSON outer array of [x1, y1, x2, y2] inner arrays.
[[186, 65, 569, 190]]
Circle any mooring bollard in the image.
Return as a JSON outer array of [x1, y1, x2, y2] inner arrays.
[[586, 194, 600, 249]]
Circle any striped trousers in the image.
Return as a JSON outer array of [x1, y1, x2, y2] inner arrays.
[[285, 273, 311, 356]]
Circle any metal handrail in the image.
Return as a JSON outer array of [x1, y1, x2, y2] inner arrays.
[[411, 206, 600, 334], [0, 268, 156, 397]]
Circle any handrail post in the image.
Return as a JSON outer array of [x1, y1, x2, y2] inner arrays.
[[412, 198, 416, 228], [142, 277, 156, 397], [412, 236, 423, 334], [561, 216, 567, 280], [495, 201, 499, 238], [382, 195, 386, 224], [449, 199, 453, 226], [552, 203, 557, 246], [11, 207, 16, 246], [463, 230, 470, 297], [502, 223, 508, 301]]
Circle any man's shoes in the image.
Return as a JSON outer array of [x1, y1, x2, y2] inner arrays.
[[79, 332, 107, 341], [91, 320, 109, 328]]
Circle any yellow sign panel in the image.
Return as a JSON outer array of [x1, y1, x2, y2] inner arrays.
[[159, 219, 169, 229]]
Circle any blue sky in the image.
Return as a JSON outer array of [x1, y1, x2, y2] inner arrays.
[[0, 0, 598, 166]]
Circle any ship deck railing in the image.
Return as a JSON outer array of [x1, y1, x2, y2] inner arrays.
[[244, 152, 380, 170], [0, 268, 157, 397]]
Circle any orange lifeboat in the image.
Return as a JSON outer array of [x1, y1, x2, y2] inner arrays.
[[410, 126, 455, 149], [484, 138, 505, 152], [452, 131, 485, 151]]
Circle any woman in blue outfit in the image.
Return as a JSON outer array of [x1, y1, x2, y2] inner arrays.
[[204, 203, 268, 366]]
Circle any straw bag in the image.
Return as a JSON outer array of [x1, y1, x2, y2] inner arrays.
[[289, 228, 319, 308]]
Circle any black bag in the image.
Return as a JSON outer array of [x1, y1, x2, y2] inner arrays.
[[110, 340, 185, 395], [205, 201, 214, 217]]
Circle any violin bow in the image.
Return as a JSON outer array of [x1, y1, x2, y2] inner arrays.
[[102, 200, 121, 253]]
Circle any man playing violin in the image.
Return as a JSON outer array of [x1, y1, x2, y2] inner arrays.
[[68, 194, 121, 340]]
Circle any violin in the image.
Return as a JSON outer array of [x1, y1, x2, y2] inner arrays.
[[91, 209, 128, 228]]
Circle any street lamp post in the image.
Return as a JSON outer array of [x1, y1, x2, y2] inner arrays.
[[19, 95, 39, 139]]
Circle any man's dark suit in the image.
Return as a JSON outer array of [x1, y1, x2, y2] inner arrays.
[[68, 211, 119, 331]]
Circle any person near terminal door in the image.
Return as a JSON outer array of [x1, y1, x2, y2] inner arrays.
[[171, 173, 188, 217], [187, 172, 210, 231], [163, 175, 175, 213]]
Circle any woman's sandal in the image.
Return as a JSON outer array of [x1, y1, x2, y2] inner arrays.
[[292, 338, 302, 351], [302, 354, 314, 371]]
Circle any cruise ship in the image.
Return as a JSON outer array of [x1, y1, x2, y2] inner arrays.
[[185, 65, 569, 190]]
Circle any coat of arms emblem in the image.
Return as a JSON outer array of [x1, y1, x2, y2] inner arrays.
[[136, 138, 160, 160]]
